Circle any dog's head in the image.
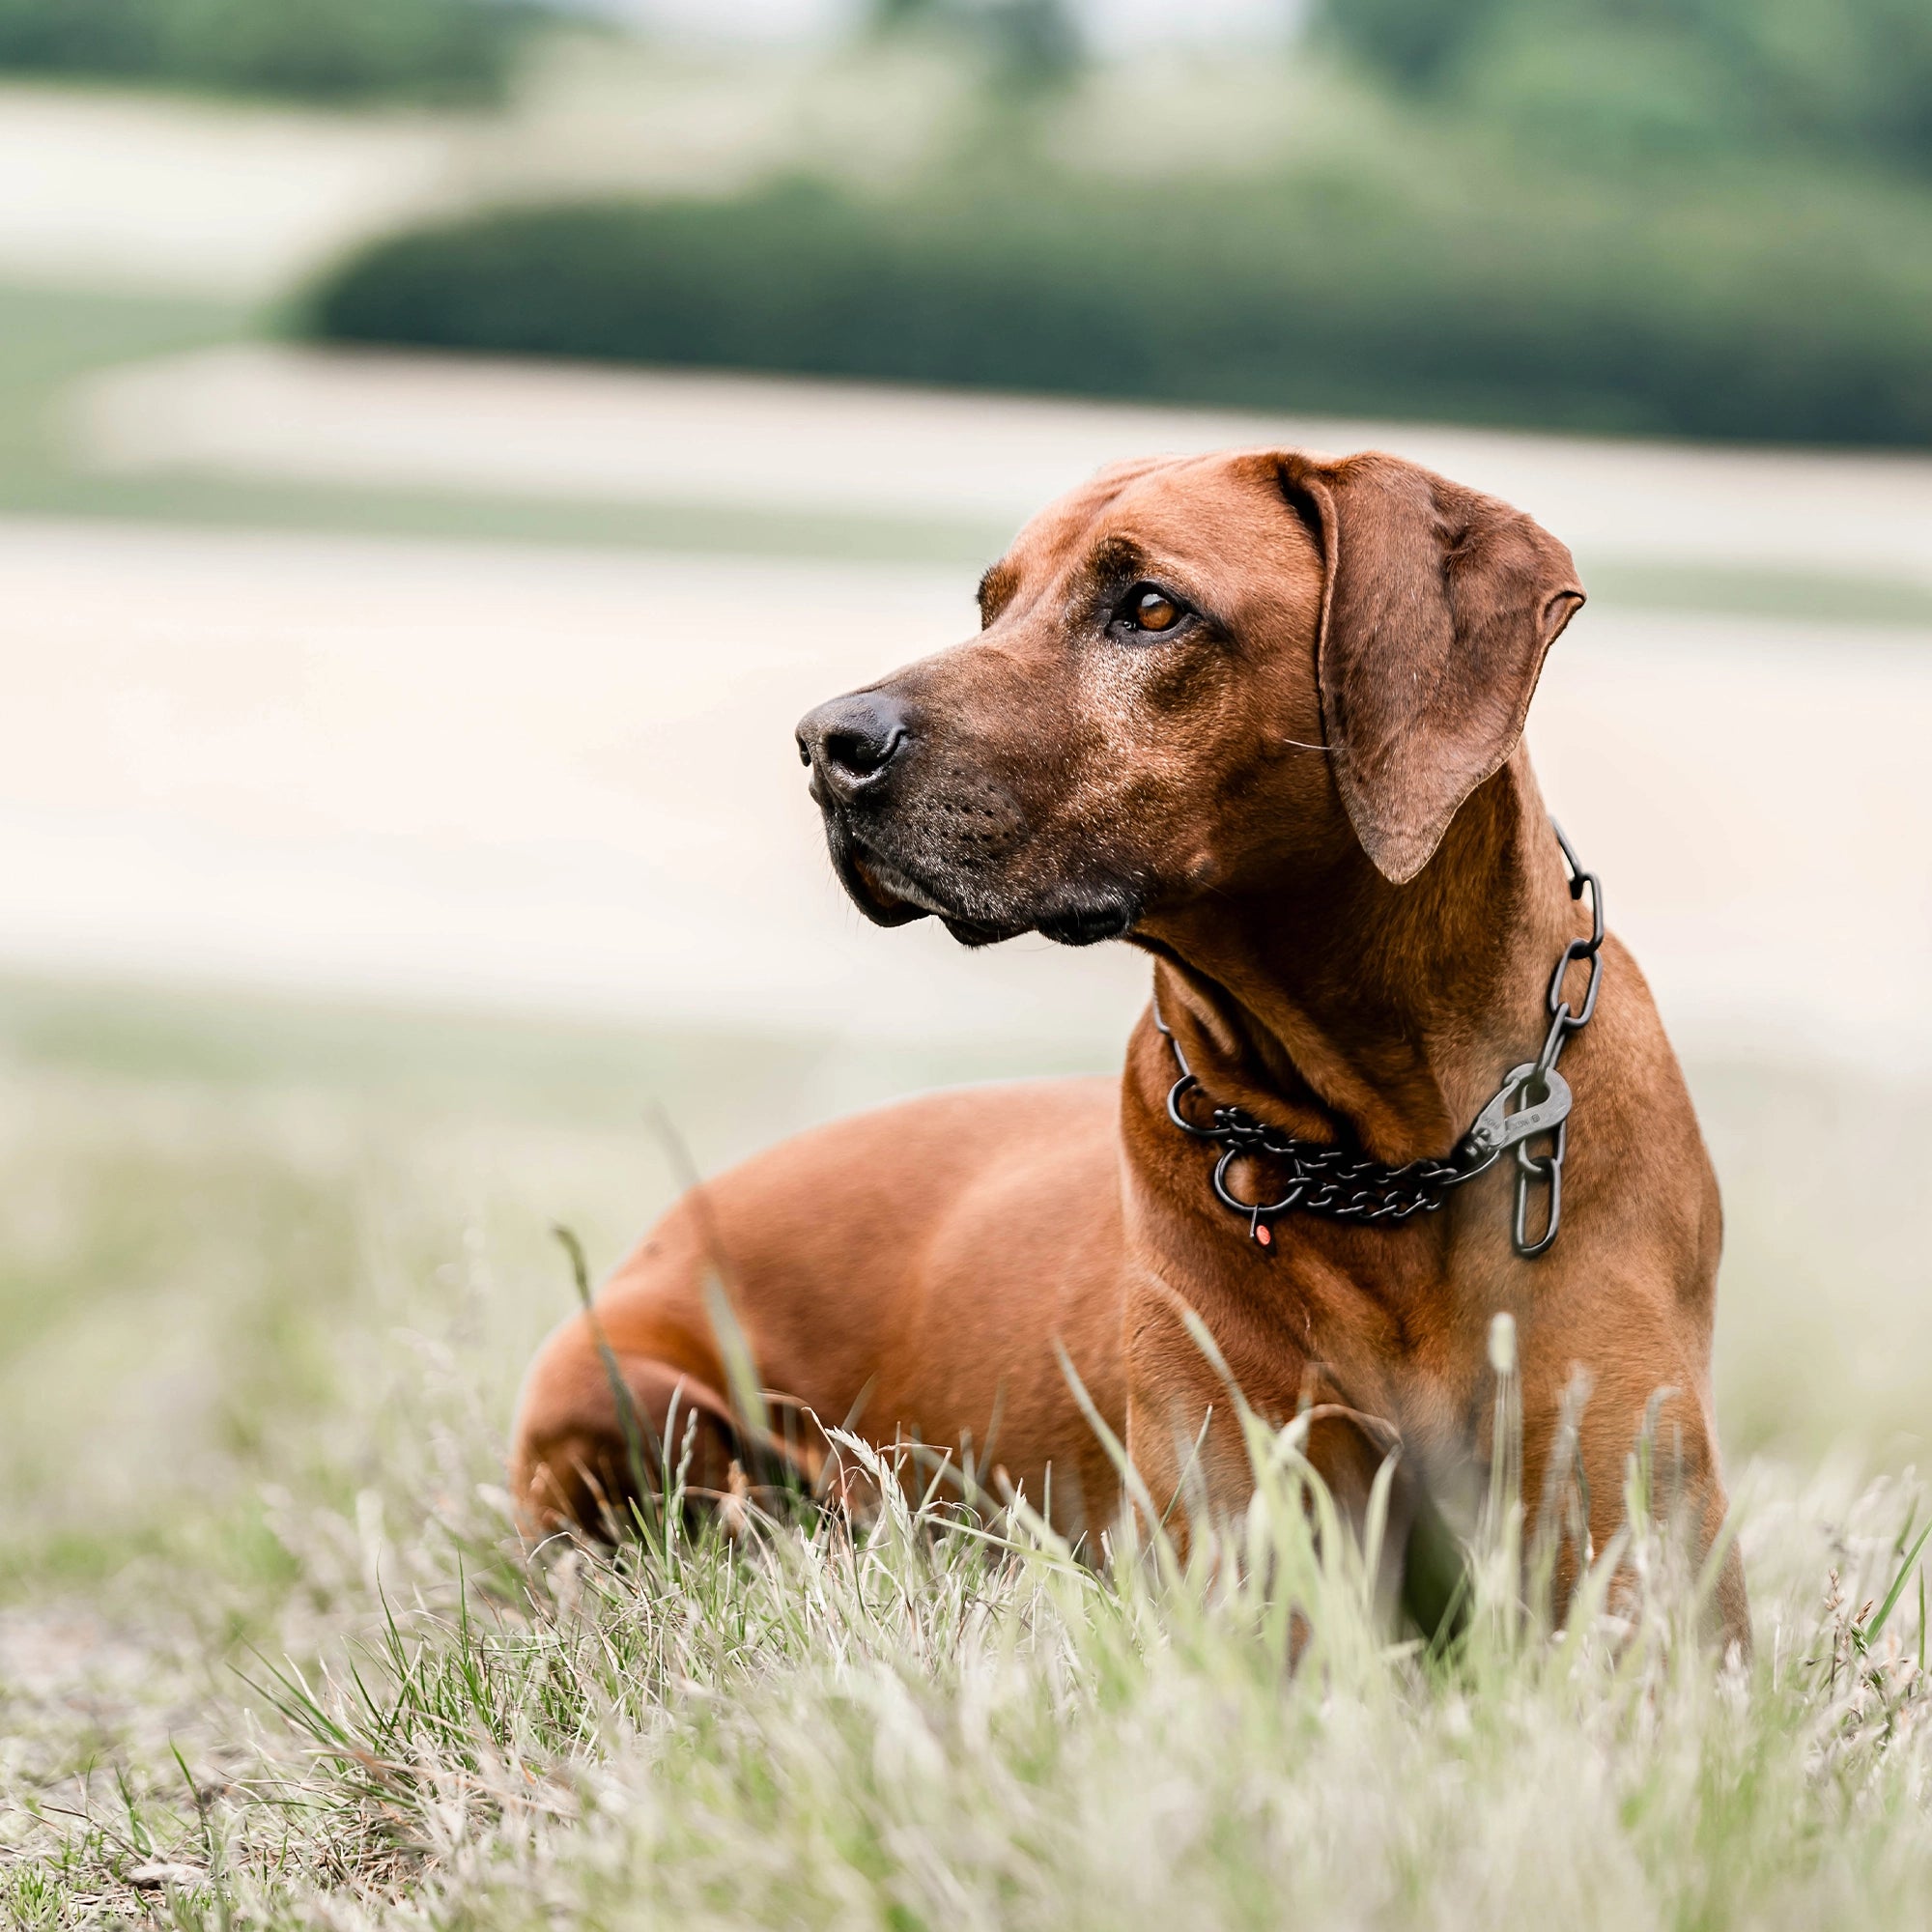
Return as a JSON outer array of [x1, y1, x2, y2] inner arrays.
[[797, 448, 1582, 948]]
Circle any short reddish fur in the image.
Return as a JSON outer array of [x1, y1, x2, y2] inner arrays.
[[511, 447, 1747, 1651]]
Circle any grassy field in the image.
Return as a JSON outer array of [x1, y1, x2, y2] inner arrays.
[[0, 973, 1927, 1927], [4, 272, 1931, 1929], [8, 35, 1932, 1919]]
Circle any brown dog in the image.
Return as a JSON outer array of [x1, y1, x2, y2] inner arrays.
[[511, 447, 1747, 1649]]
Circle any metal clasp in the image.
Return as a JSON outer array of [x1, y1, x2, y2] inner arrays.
[[1462, 1063, 1574, 1259], [1462, 1063, 1572, 1160]]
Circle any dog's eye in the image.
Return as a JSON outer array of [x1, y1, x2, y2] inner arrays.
[[1123, 584, 1185, 634]]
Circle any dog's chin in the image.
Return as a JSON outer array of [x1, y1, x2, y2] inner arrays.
[[939, 891, 1139, 949], [826, 825, 1141, 950], [844, 848, 1026, 946], [1032, 893, 1142, 947]]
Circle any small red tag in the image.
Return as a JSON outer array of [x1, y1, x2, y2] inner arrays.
[[1254, 1223, 1272, 1247]]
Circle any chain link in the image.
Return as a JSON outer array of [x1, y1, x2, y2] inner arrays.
[[1157, 819, 1603, 1260]]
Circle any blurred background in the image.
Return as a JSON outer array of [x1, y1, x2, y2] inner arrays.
[[2, 0, 1929, 1577]]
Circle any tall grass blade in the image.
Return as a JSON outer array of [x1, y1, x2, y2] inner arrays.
[[551, 1222, 654, 1533], [1864, 1517, 1932, 1642]]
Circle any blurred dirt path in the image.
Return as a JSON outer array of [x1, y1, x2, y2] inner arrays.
[[78, 347, 1932, 591], [4, 517, 1927, 1070]]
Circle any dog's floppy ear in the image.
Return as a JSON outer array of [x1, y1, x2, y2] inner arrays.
[[1279, 450, 1583, 885]]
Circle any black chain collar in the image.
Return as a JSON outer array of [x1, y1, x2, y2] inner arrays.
[[1156, 820, 1603, 1260]]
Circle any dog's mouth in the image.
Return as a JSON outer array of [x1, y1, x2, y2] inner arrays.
[[822, 819, 935, 926], [826, 820, 1141, 951], [832, 830, 1017, 946], [845, 844, 947, 923]]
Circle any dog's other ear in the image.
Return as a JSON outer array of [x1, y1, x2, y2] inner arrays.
[[1279, 450, 1584, 885]]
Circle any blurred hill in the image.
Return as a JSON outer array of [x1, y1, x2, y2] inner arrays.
[[8, 2, 1928, 451], [291, 0, 1932, 445]]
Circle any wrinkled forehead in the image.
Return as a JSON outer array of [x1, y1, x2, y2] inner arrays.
[[977, 448, 1310, 622]]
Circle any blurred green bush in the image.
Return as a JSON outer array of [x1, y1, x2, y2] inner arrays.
[[1323, 0, 1932, 178], [0, 0, 529, 104], [308, 169, 1932, 445]]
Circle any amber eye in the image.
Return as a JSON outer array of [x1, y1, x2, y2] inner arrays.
[[1130, 586, 1182, 632]]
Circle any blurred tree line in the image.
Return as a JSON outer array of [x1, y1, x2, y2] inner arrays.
[[870, 0, 1083, 91], [11, 0, 1921, 445], [0, 0, 529, 102], [312, 158, 1932, 445], [1326, 0, 1932, 175]]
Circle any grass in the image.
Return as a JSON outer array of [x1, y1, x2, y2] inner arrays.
[[0, 972, 1928, 1926], [2, 270, 1931, 1922], [2, 258, 1931, 1925], [9, 1438, 1931, 1930]]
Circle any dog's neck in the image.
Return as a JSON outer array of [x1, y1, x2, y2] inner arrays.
[[1140, 755, 1577, 1163]]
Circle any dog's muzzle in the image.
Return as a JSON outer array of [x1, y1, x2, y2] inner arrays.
[[796, 689, 1140, 948], [796, 690, 936, 928]]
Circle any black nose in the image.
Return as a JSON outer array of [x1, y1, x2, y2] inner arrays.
[[796, 692, 911, 802]]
